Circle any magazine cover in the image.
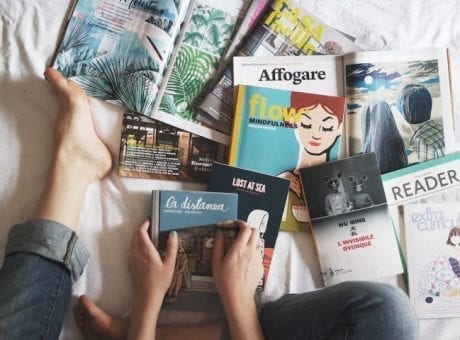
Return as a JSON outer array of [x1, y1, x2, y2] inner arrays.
[[299, 153, 403, 286], [382, 152, 460, 255], [344, 49, 455, 173], [53, 0, 192, 115], [199, 0, 360, 127], [118, 112, 227, 182], [151, 190, 238, 303], [201, 55, 345, 134], [207, 162, 290, 282], [230, 84, 346, 232], [404, 203, 460, 318], [154, 0, 249, 144]]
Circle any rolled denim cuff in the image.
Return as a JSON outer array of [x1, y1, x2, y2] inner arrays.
[[5, 219, 89, 280]]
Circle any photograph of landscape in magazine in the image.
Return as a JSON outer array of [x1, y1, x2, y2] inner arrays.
[[344, 49, 455, 172]]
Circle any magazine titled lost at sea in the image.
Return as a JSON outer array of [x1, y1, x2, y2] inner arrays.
[[404, 202, 460, 319], [300, 153, 403, 286], [207, 162, 290, 284], [230, 84, 346, 232]]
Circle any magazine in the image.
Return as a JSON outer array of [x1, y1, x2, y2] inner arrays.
[[207, 162, 290, 283], [154, 0, 250, 144], [52, 0, 248, 145], [381, 152, 460, 255], [299, 153, 403, 286], [150, 190, 238, 303], [231, 48, 457, 172], [404, 202, 460, 319], [118, 112, 227, 182], [212, 54, 345, 134], [198, 0, 360, 130], [229, 84, 346, 232]]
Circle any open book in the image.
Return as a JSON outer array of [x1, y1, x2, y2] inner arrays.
[[52, 0, 249, 145], [231, 48, 458, 173]]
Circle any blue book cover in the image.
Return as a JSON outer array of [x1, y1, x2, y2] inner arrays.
[[207, 162, 289, 284], [151, 189, 237, 303]]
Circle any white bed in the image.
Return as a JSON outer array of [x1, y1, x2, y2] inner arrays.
[[1, 0, 459, 339]]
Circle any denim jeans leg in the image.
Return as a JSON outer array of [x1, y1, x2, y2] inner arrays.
[[259, 281, 419, 340], [0, 219, 89, 340]]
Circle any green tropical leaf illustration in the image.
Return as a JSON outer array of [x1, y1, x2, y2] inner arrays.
[[160, 45, 217, 119]]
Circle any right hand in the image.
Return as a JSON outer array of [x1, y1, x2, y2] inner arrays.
[[212, 221, 264, 308]]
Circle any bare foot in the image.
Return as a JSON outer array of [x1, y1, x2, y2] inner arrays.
[[45, 68, 112, 183], [73, 295, 128, 340]]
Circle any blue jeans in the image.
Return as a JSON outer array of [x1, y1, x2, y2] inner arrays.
[[259, 281, 419, 340], [0, 220, 89, 340], [0, 220, 418, 340]]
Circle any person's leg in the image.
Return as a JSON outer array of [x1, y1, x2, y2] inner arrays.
[[0, 68, 112, 339], [259, 281, 418, 340], [73, 295, 224, 340]]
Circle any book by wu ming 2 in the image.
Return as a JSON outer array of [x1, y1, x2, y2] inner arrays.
[[299, 153, 403, 286]]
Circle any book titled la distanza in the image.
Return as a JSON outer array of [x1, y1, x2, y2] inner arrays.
[[150, 190, 238, 304]]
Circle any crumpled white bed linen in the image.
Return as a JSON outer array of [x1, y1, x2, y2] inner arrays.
[[0, 1, 459, 339]]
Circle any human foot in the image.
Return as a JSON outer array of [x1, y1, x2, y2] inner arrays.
[[73, 295, 128, 340], [45, 68, 112, 183]]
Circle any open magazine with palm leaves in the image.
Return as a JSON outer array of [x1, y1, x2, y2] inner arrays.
[[52, 0, 250, 145]]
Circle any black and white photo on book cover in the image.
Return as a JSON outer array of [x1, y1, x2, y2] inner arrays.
[[299, 153, 403, 286]]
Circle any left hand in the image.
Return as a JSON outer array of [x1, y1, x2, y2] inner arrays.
[[129, 220, 178, 299]]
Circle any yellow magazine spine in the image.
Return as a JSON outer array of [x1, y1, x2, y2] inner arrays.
[[228, 85, 246, 166]]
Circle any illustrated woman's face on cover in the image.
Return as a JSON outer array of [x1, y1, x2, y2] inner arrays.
[[298, 104, 341, 155]]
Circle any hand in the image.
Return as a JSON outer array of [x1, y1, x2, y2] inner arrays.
[[212, 221, 265, 340], [278, 171, 302, 198], [212, 221, 263, 308], [129, 220, 178, 300]]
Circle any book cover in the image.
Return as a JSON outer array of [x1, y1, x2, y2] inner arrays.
[[345, 49, 455, 173], [299, 153, 403, 286], [207, 162, 290, 282], [118, 112, 227, 182], [230, 84, 346, 232], [404, 203, 460, 318], [151, 190, 238, 302], [382, 152, 460, 256], [198, 0, 360, 127]]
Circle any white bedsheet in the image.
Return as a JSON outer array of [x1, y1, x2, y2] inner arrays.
[[1, 1, 459, 339]]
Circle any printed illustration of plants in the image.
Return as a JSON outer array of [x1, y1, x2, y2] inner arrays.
[[183, 4, 235, 56], [160, 4, 237, 120], [55, 14, 161, 115], [160, 44, 217, 120]]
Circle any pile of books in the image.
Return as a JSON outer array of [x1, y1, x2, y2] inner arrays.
[[53, 0, 460, 318]]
